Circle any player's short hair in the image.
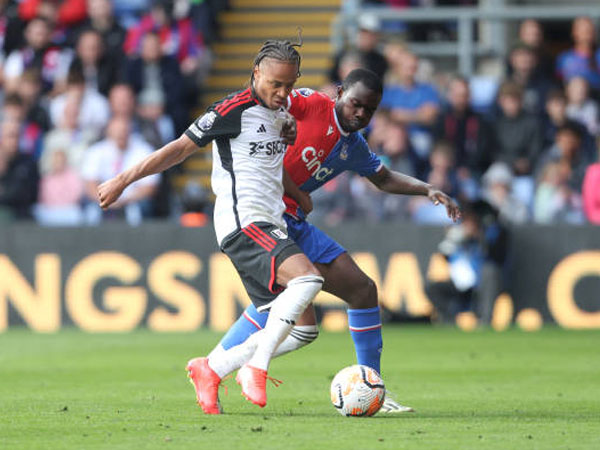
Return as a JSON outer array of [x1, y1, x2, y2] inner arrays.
[[341, 68, 383, 96], [251, 30, 303, 82]]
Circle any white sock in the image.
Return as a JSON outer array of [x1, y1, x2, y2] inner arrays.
[[207, 325, 319, 378], [248, 275, 323, 371], [275, 325, 319, 356]]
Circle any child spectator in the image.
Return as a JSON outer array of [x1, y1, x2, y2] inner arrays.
[[409, 141, 456, 225], [41, 93, 97, 174], [533, 161, 583, 224], [565, 76, 600, 136], [481, 162, 529, 225], [537, 122, 591, 194], [34, 149, 84, 226]]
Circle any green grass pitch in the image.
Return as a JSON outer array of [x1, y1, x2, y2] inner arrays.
[[1, 327, 599, 449]]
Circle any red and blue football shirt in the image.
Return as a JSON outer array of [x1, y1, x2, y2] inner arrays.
[[284, 88, 382, 218]]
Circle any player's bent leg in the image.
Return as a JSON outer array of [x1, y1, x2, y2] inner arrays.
[[239, 254, 323, 407], [316, 253, 382, 372], [207, 305, 318, 381]]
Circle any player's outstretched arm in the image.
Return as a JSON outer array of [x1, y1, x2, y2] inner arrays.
[[98, 134, 198, 210], [367, 166, 461, 221]]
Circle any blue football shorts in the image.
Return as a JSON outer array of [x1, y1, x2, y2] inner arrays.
[[283, 213, 346, 265]]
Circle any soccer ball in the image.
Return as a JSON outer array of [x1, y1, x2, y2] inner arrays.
[[330, 365, 386, 417]]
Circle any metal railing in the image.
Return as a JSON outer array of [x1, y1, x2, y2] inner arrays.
[[333, 2, 600, 76]]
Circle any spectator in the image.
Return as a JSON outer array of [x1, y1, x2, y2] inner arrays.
[[34, 149, 84, 226], [136, 88, 175, 148], [0, 92, 25, 123], [0, 0, 23, 58], [426, 200, 507, 325], [81, 116, 159, 225], [381, 51, 441, 168], [536, 122, 591, 194], [65, 28, 120, 96], [517, 19, 554, 79], [15, 69, 49, 159], [533, 160, 583, 224], [123, 0, 207, 79], [19, 0, 87, 27], [542, 88, 570, 148], [108, 82, 136, 119], [40, 92, 97, 174], [582, 152, 600, 224], [49, 66, 109, 136], [493, 81, 542, 177], [433, 75, 495, 181], [0, 119, 39, 220], [409, 141, 456, 224], [16, 68, 50, 132], [354, 116, 414, 221], [481, 162, 529, 225], [556, 16, 600, 93], [79, 0, 126, 58], [322, 51, 364, 99], [125, 31, 187, 134], [328, 14, 388, 84], [565, 76, 600, 136], [507, 42, 555, 116], [3, 16, 71, 93]]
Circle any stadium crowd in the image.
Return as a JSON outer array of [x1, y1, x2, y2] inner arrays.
[[318, 13, 600, 227], [0, 0, 224, 225], [0, 0, 599, 228]]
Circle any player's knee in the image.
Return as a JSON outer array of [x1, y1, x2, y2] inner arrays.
[[347, 276, 378, 309], [289, 274, 324, 296]]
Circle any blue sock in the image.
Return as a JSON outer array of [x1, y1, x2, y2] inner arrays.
[[347, 307, 383, 374], [219, 304, 268, 350]]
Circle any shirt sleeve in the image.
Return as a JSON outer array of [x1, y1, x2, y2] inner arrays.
[[286, 88, 319, 120], [351, 134, 384, 177], [184, 108, 241, 148]]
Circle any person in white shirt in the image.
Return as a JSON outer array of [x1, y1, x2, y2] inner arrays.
[[83, 116, 158, 225]]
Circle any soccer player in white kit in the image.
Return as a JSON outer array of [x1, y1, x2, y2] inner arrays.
[[97, 39, 324, 412]]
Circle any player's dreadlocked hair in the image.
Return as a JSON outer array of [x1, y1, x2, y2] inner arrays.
[[251, 29, 303, 84]]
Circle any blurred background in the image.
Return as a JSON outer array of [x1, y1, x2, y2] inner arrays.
[[1, 0, 599, 333]]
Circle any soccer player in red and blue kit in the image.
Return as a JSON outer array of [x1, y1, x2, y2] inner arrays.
[[198, 68, 460, 413]]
